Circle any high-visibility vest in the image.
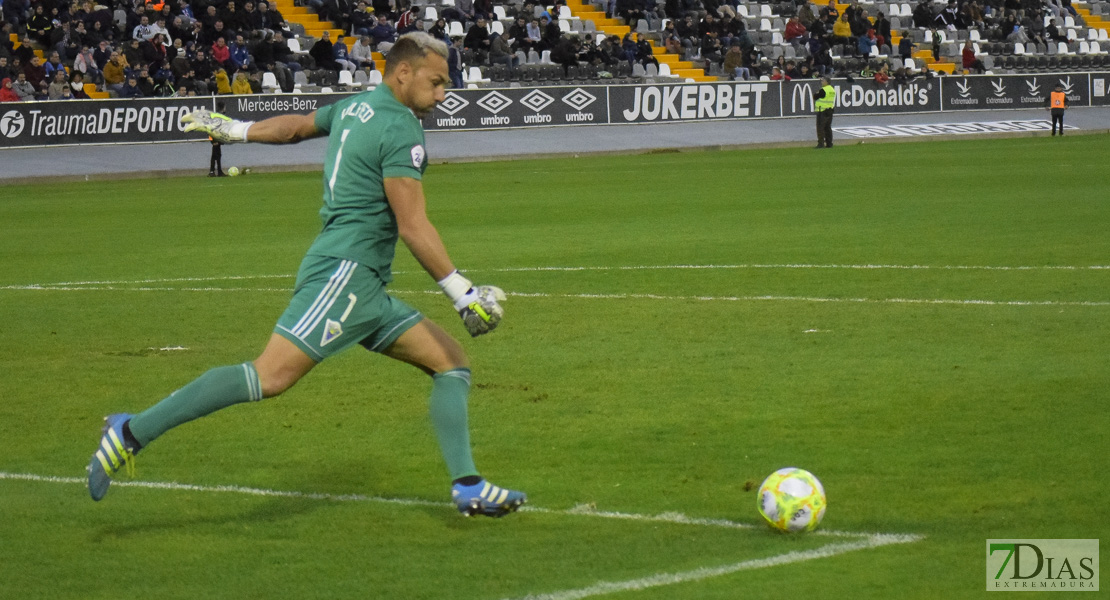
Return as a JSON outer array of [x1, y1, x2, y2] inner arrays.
[[815, 85, 835, 112], [1051, 91, 1066, 109]]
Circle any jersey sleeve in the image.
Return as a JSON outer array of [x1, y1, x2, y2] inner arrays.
[[313, 101, 336, 134], [381, 119, 426, 180]]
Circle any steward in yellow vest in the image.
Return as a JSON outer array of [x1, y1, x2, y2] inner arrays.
[[813, 77, 836, 148]]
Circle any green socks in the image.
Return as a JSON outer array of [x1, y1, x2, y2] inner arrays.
[[126, 363, 479, 481], [128, 363, 263, 447], [429, 368, 479, 480]]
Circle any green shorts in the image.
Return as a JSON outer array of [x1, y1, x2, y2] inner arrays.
[[274, 256, 423, 361]]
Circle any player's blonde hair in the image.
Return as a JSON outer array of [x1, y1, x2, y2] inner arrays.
[[385, 32, 449, 76]]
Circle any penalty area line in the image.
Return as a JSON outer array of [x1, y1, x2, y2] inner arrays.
[[0, 471, 904, 541], [1, 285, 1106, 307], [498, 533, 924, 600]]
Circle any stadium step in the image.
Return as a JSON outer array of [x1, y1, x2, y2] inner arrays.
[[564, 0, 715, 81], [912, 49, 956, 74], [83, 83, 109, 99]]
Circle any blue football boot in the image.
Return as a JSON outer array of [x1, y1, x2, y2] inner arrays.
[[87, 413, 138, 501], [451, 479, 527, 518]]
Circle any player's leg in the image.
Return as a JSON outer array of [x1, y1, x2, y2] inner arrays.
[[379, 319, 527, 517], [815, 113, 825, 148], [87, 335, 317, 501]]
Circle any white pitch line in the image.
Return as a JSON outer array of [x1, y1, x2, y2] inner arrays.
[[500, 534, 924, 600], [0, 471, 901, 540], [475, 264, 1110, 273], [1, 471, 924, 598], [3, 284, 1107, 307], [3, 262, 1109, 291]]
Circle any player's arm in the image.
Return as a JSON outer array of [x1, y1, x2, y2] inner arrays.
[[384, 177, 456, 280], [182, 109, 325, 144], [385, 177, 506, 337]]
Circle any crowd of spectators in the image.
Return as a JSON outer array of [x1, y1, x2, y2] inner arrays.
[[1, 0, 394, 101], [0, 0, 1096, 101], [653, 0, 1086, 80]]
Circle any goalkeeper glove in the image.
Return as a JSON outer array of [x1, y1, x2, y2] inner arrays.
[[182, 109, 254, 143], [438, 271, 506, 337]]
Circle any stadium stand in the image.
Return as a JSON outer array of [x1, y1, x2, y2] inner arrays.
[[1, 0, 1109, 100]]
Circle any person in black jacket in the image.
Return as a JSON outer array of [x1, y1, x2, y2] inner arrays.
[[310, 30, 338, 70]]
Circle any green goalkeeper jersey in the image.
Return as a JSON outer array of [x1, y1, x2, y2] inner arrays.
[[305, 83, 428, 283]]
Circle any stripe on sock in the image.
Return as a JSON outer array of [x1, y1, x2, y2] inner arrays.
[[436, 368, 472, 386], [242, 363, 263, 401]]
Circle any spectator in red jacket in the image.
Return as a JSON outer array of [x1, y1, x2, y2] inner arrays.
[[784, 17, 807, 42]]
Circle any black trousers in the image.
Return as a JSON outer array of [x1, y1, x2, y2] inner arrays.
[[1050, 109, 1064, 135], [816, 109, 834, 147], [210, 142, 223, 173]]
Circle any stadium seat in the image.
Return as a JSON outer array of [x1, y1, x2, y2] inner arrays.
[[1092, 41, 1103, 54], [262, 71, 279, 91], [1064, 16, 1075, 28], [1014, 42, 1025, 55], [466, 66, 489, 84], [491, 21, 504, 35], [969, 29, 981, 42], [424, 7, 437, 21], [353, 70, 368, 85], [367, 70, 383, 85], [293, 70, 308, 88], [559, 19, 571, 33], [760, 19, 771, 31], [632, 62, 646, 77], [1079, 41, 1091, 54], [1099, 30, 1109, 42], [559, 6, 573, 19], [658, 62, 672, 76], [338, 70, 354, 87], [760, 5, 772, 17], [287, 38, 308, 55], [645, 63, 658, 77], [527, 49, 540, 64], [494, 5, 507, 20], [448, 21, 464, 37], [541, 50, 552, 64]]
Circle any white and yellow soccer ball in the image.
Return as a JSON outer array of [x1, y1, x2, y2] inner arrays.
[[757, 467, 827, 533], [227, 166, 240, 177]]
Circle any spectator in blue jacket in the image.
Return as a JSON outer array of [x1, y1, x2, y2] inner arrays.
[[332, 35, 356, 73], [118, 75, 144, 98], [229, 34, 253, 71]]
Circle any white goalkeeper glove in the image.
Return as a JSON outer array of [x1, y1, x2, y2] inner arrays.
[[437, 270, 506, 337], [181, 109, 254, 143]]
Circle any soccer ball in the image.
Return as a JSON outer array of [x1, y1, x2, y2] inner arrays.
[[227, 166, 240, 177], [757, 467, 827, 533]]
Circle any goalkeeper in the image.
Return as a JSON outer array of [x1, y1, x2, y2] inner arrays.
[[86, 32, 526, 518]]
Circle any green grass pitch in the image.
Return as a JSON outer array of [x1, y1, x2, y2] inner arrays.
[[1, 135, 1107, 599]]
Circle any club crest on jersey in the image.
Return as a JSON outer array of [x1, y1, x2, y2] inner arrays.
[[411, 145, 425, 168], [321, 319, 343, 346]]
